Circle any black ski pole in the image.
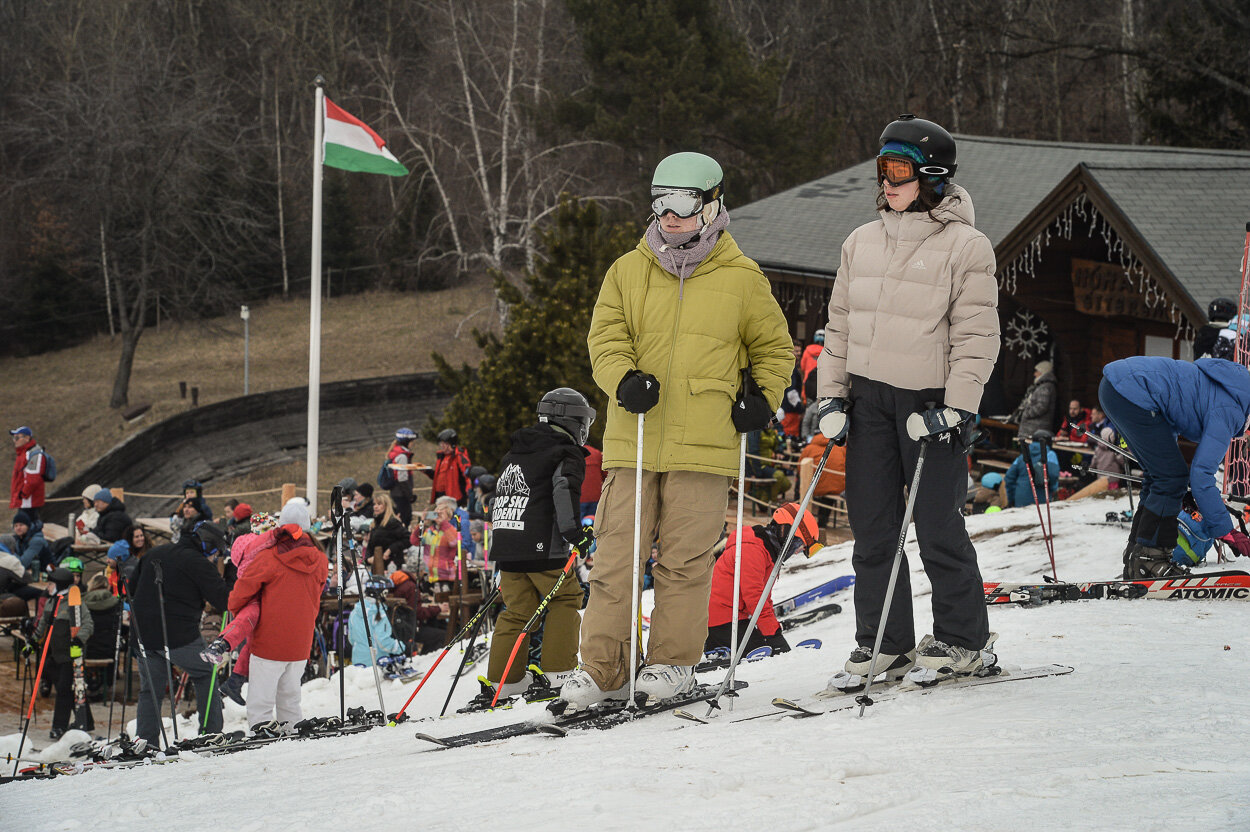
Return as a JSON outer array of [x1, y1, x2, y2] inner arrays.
[[438, 590, 495, 717], [855, 433, 933, 717], [121, 569, 168, 744], [389, 584, 503, 725], [151, 560, 180, 742], [349, 552, 389, 719], [106, 595, 128, 743], [329, 485, 346, 723], [705, 439, 835, 716]]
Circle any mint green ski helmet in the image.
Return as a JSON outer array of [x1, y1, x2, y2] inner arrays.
[[651, 152, 725, 222]]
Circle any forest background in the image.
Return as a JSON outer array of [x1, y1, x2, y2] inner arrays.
[[1, 0, 1245, 463]]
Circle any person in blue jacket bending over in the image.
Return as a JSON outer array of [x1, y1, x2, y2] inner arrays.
[[1099, 356, 1250, 578]]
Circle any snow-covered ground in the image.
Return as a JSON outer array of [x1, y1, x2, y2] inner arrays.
[[5, 493, 1250, 831]]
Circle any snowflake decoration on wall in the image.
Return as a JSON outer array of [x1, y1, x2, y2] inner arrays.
[[1003, 309, 1049, 360]]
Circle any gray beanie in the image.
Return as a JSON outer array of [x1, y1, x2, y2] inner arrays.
[[279, 498, 311, 532]]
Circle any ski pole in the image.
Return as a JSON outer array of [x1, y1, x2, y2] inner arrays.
[[489, 550, 579, 708], [152, 560, 180, 741], [856, 434, 933, 718], [125, 569, 171, 749], [630, 413, 644, 709], [439, 592, 496, 717], [705, 440, 834, 716], [1022, 440, 1057, 579], [1038, 434, 1057, 580], [202, 610, 230, 733], [106, 596, 128, 742], [388, 584, 502, 725], [13, 595, 60, 778], [330, 485, 347, 722], [349, 556, 389, 719], [729, 432, 746, 711], [1081, 428, 1138, 463]]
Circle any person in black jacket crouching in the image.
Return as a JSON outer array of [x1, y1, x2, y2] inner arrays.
[[483, 388, 596, 700]]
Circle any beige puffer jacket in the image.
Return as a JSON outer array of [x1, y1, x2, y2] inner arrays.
[[816, 184, 999, 412]]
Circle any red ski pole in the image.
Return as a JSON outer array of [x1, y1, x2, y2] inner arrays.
[[13, 596, 61, 777], [1022, 439, 1058, 579], [387, 584, 502, 726], [489, 550, 579, 708]]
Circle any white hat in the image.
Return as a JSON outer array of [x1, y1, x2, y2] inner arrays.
[[279, 498, 311, 531]]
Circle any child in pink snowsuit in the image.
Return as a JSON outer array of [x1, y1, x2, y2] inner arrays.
[[201, 513, 276, 702]]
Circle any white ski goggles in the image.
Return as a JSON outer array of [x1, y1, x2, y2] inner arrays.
[[651, 187, 704, 219]]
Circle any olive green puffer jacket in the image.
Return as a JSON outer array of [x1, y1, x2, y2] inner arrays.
[[588, 230, 794, 477]]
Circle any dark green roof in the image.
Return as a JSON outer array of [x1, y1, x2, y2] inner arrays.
[[731, 135, 1250, 314]]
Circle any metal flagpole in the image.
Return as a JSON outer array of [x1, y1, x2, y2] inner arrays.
[[306, 76, 326, 516]]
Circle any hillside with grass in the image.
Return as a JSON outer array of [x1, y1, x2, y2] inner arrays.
[[0, 278, 493, 508]]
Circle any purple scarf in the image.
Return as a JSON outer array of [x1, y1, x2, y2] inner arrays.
[[644, 210, 731, 281]]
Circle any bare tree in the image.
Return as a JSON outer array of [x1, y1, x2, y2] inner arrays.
[[6, 1, 272, 406]]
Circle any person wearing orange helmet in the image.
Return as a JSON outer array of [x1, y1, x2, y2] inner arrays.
[[705, 503, 820, 656]]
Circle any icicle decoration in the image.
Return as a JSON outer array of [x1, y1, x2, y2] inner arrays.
[[999, 193, 1195, 341]]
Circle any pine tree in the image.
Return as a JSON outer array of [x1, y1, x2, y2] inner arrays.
[[430, 197, 640, 469], [558, 0, 835, 204]]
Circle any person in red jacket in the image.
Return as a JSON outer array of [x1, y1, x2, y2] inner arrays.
[[427, 428, 472, 507], [799, 330, 824, 402], [705, 502, 820, 655], [228, 498, 327, 731], [580, 444, 604, 516], [9, 426, 48, 522]]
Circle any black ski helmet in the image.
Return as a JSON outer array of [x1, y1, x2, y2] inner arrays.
[[880, 114, 957, 179], [1208, 297, 1237, 323], [437, 428, 458, 445], [476, 473, 496, 493], [50, 567, 74, 591], [364, 576, 393, 599], [537, 388, 597, 445]]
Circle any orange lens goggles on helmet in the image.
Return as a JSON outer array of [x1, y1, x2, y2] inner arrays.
[[876, 155, 918, 186]]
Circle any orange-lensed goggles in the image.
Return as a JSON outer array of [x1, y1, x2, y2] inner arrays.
[[876, 155, 919, 186]]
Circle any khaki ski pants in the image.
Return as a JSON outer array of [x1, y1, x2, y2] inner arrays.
[[579, 467, 729, 691], [487, 567, 583, 683]]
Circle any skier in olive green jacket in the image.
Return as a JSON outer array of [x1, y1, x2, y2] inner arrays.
[[559, 151, 794, 710]]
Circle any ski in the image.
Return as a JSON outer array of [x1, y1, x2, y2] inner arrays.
[[774, 574, 854, 618], [415, 680, 747, 749], [771, 663, 1074, 718], [985, 571, 1250, 604], [777, 600, 842, 628], [67, 585, 90, 730]]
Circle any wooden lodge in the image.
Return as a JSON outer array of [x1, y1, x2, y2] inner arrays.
[[730, 135, 1250, 416]]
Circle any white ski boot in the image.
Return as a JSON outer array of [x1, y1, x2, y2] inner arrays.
[[824, 639, 922, 694], [905, 632, 999, 687], [553, 668, 627, 713], [635, 664, 696, 703]]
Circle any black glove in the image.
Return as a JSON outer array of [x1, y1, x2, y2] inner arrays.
[[732, 369, 773, 433], [571, 524, 595, 554], [905, 405, 973, 440], [617, 371, 660, 414]]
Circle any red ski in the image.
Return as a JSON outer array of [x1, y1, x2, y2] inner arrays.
[[984, 571, 1250, 605]]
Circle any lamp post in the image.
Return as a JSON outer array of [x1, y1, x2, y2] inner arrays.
[[241, 305, 251, 395]]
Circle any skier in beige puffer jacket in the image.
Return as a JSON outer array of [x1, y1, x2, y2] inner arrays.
[[816, 114, 1001, 691]]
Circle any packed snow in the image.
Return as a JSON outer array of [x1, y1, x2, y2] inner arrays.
[[5, 493, 1249, 831]]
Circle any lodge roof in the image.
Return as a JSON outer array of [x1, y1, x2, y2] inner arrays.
[[732, 135, 1250, 317]]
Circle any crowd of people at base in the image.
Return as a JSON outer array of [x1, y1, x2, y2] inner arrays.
[[10, 120, 1250, 735]]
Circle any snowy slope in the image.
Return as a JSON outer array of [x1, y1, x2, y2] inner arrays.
[[5, 493, 1250, 832]]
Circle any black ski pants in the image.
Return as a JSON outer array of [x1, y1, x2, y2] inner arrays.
[[844, 377, 989, 654]]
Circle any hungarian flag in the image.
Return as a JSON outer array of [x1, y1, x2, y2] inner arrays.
[[323, 97, 408, 177]]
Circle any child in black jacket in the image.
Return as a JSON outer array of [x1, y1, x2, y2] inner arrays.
[[484, 389, 596, 698]]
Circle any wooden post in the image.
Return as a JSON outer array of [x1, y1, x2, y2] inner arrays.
[[798, 457, 814, 503], [281, 483, 297, 505], [111, 487, 125, 505], [372, 546, 384, 578]]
